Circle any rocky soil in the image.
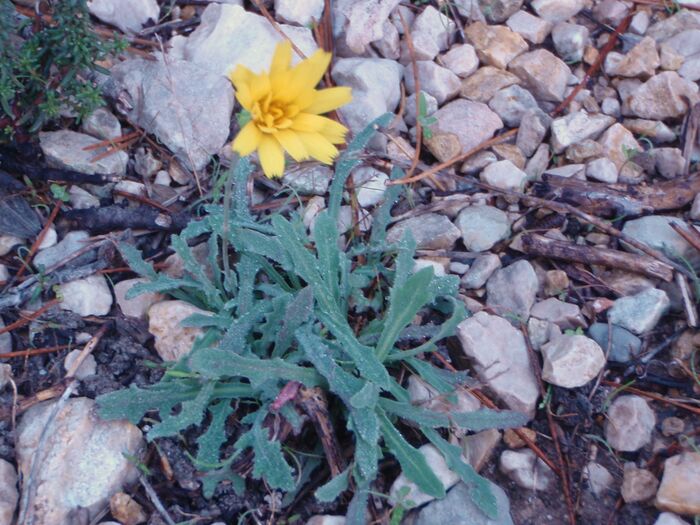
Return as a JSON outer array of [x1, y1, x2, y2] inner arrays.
[[0, 0, 700, 524]]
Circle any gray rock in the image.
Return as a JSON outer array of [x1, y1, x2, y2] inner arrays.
[[374, 19, 400, 60], [478, 0, 523, 24], [653, 148, 685, 179], [586, 157, 618, 183], [455, 206, 511, 252], [404, 61, 460, 105], [461, 429, 502, 472], [481, 160, 527, 193], [110, 56, 233, 171], [566, 139, 603, 163], [16, 398, 144, 524], [283, 165, 333, 196], [593, 0, 630, 26], [134, 147, 161, 178], [508, 49, 571, 102], [552, 22, 589, 63], [488, 85, 539, 127], [0, 458, 17, 525], [550, 111, 615, 154], [543, 164, 585, 179], [587, 323, 642, 363], [0, 319, 11, 355], [530, 298, 585, 330], [506, 10, 552, 44], [457, 311, 539, 417], [274, 0, 324, 26], [541, 335, 606, 388], [352, 167, 388, 208], [648, 10, 700, 43], [499, 449, 554, 490], [332, 58, 403, 134], [605, 395, 655, 452], [597, 123, 641, 170], [460, 66, 521, 103], [691, 194, 700, 221], [461, 253, 502, 289], [440, 44, 480, 78], [585, 462, 614, 497], [608, 288, 670, 335], [168, 4, 317, 78], [630, 11, 650, 35], [412, 481, 514, 525], [409, 5, 456, 61], [655, 453, 700, 515], [623, 119, 676, 143], [621, 463, 659, 503], [516, 109, 549, 157], [465, 22, 528, 70], [386, 214, 461, 250], [334, 0, 401, 55], [63, 349, 97, 380], [629, 71, 699, 120], [525, 143, 550, 180], [405, 91, 437, 127], [461, 150, 498, 175], [654, 513, 691, 525], [69, 186, 100, 209], [81, 108, 122, 140], [622, 215, 698, 264], [58, 274, 113, 317], [601, 97, 621, 118], [486, 260, 538, 322], [527, 317, 562, 351], [531, 0, 584, 23], [39, 131, 127, 177], [114, 278, 164, 320], [148, 300, 211, 361], [34, 230, 93, 270], [87, 0, 159, 33], [427, 99, 503, 162], [604, 36, 660, 78]]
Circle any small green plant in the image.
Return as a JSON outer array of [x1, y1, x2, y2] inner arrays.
[[417, 92, 437, 140], [49, 183, 71, 203], [0, 0, 127, 139], [97, 115, 526, 522]]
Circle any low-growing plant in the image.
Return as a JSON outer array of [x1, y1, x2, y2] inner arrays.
[[0, 0, 127, 139], [97, 115, 527, 522]]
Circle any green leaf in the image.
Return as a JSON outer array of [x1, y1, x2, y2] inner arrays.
[[378, 398, 448, 428], [200, 464, 245, 499], [345, 479, 370, 525], [273, 287, 313, 357], [450, 408, 530, 431], [147, 381, 215, 440], [117, 242, 157, 279], [315, 467, 350, 502], [376, 267, 435, 361], [196, 400, 234, 466], [249, 415, 295, 491], [350, 382, 379, 409], [378, 409, 445, 498]]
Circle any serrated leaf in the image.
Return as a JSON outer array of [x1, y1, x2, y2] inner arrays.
[[369, 166, 404, 250], [196, 400, 234, 466], [315, 467, 350, 502], [378, 398, 448, 428], [274, 287, 313, 357], [148, 381, 215, 440], [406, 357, 470, 394], [250, 415, 295, 491], [423, 428, 497, 519], [376, 267, 434, 361], [97, 380, 202, 423], [313, 212, 342, 304], [350, 382, 378, 409], [188, 347, 322, 387], [450, 408, 530, 431], [117, 242, 157, 279], [378, 409, 445, 498], [200, 464, 245, 499]]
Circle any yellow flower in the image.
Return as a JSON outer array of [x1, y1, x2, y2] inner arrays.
[[229, 41, 352, 178]]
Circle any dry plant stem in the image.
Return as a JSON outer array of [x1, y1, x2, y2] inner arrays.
[[297, 387, 347, 477], [139, 475, 177, 525], [0, 344, 72, 360], [520, 233, 674, 281], [398, 11, 423, 182], [250, 0, 307, 59], [429, 352, 563, 477], [0, 299, 60, 336], [113, 190, 173, 214], [522, 328, 576, 525], [13, 202, 61, 282], [631, 0, 700, 10], [389, 129, 518, 186], [82, 130, 141, 151], [601, 380, 700, 415], [17, 325, 108, 525], [681, 103, 700, 175], [551, 13, 633, 117], [676, 272, 698, 328], [670, 221, 700, 253]]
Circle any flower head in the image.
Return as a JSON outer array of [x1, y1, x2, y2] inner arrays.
[[229, 41, 352, 178]]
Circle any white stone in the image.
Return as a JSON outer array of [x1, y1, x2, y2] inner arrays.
[[274, 0, 324, 26], [169, 4, 318, 78], [38, 226, 57, 250], [386, 214, 461, 250], [457, 311, 539, 417], [334, 0, 401, 55], [306, 517, 346, 525], [87, 0, 159, 33], [413, 259, 446, 277], [352, 168, 388, 208], [0, 459, 17, 525], [461, 429, 502, 472], [82, 107, 122, 141], [64, 349, 97, 380], [531, 0, 584, 23], [629, 71, 699, 120], [550, 111, 615, 154], [508, 49, 571, 102], [440, 44, 479, 78], [0, 264, 8, 282], [114, 278, 164, 320], [552, 22, 589, 63], [407, 375, 480, 417], [486, 260, 538, 321], [69, 187, 100, 209], [58, 275, 113, 317], [506, 10, 552, 44], [585, 462, 614, 496], [404, 61, 460, 105], [388, 444, 460, 507], [40, 131, 127, 177], [409, 5, 456, 60], [586, 157, 618, 183], [405, 91, 437, 127], [655, 453, 700, 516], [690, 194, 700, 221], [148, 300, 212, 362], [16, 398, 143, 524], [455, 206, 511, 252], [541, 335, 605, 388], [654, 513, 691, 525], [605, 395, 656, 452], [461, 253, 501, 289], [0, 236, 22, 257], [34, 230, 90, 270], [621, 463, 659, 503], [608, 288, 670, 335], [499, 449, 553, 490], [481, 160, 527, 193], [465, 21, 528, 70]]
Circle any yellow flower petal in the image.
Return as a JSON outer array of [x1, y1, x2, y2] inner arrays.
[[275, 129, 309, 162], [250, 73, 271, 103], [270, 40, 292, 76], [320, 118, 349, 145], [291, 113, 329, 133], [296, 49, 332, 92], [232, 121, 262, 156], [258, 135, 286, 178], [303, 87, 353, 114], [229, 65, 255, 109], [296, 131, 339, 165]]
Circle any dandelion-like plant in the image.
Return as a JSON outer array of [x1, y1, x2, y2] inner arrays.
[[229, 41, 352, 178]]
